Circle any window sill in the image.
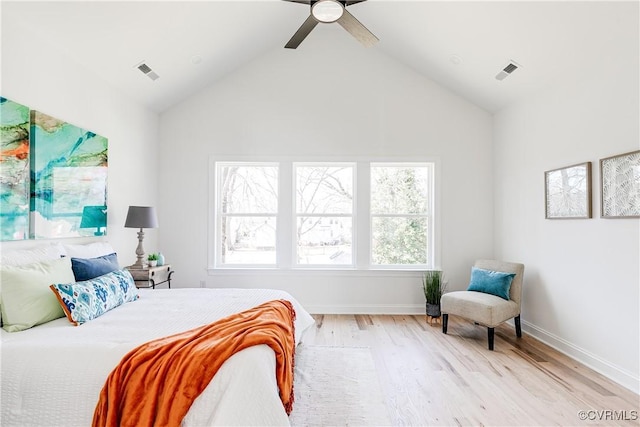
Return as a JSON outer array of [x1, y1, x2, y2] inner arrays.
[[206, 267, 429, 278]]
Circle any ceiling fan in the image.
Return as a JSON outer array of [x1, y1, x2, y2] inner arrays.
[[283, 0, 378, 49]]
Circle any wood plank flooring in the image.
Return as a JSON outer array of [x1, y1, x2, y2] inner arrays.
[[300, 314, 640, 426]]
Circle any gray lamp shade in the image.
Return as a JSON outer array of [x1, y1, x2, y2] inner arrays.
[[124, 206, 158, 229]]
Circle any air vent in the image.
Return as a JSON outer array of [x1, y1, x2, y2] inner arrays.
[[135, 61, 160, 81], [137, 63, 152, 74], [495, 60, 521, 81]]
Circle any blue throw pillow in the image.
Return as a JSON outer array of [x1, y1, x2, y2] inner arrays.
[[50, 269, 139, 326], [71, 252, 120, 281], [467, 267, 516, 300]]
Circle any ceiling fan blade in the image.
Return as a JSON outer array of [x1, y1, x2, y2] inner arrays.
[[336, 9, 378, 47], [281, 0, 311, 4], [345, 1, 367, 5], [285, 15, 319, 49]]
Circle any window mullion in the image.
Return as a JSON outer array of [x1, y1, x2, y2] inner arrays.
[[356, 160, 369, 268], [278, 162, 293, 268]]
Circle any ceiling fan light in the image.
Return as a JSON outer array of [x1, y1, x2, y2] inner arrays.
[[312, 0, 344, 23]]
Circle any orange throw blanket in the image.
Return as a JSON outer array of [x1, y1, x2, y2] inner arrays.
[[92, 299, 296, 427]]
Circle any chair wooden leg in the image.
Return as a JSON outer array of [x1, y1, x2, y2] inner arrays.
[[515, 315, 522, 338], [442, 314, 448, 334], [488, 327, 495, 351]]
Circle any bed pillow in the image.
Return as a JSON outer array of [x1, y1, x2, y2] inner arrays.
[[0, 257, 75, 332], [63, 241, 115, 259], [50, 269, 139, 326], [71, 252, 120, 281], [0, 243, 66, 267], [467, 267, 516, 301]]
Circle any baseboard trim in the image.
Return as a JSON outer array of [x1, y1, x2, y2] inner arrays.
[[522, 320, 639, 395], [306, 304, 425, 315]]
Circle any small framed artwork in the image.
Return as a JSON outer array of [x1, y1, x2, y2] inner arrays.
[[600, 150, 640, 218], [545, 162, 592, 219]]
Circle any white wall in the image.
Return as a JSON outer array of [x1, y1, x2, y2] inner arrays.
[[0, 15, 160, 263], [2, 0, 636, 397], [159, 29, 493, 312], [493, 9, 640, 392]]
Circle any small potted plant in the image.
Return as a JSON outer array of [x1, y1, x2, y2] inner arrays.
[[147, 253, 158, 267], [423, 270, 445, 318]]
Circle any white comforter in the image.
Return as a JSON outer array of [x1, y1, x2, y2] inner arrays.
[[0, 288, 315, 426]]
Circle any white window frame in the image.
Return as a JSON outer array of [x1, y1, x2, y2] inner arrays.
[[213, 161, 280, 268], [369, 162, 435, 270], [208, 156, 439, 272], [293, 162, 356, 268]]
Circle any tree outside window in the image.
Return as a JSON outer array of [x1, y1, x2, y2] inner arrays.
[[217, 163, 278, 265], [371, 164, 432, 266], [295, 164, 354, 265]]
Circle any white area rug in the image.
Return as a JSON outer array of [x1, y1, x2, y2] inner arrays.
[[290, 345, 391, 426]]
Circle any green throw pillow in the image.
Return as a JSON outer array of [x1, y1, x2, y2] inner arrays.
[[467, 267, 516, 301], [0, 257, 75, 332]]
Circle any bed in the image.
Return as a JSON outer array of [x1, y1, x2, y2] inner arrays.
[[1, 286, 315, 426]]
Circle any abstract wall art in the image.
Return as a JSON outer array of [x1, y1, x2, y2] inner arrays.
[[600, 150, 640, 218], [544, 162, 592, 219], [30, 110, 108, 238], [0, 97, 30, 241]]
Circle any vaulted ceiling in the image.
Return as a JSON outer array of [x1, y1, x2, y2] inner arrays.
[[3, 1, 638, 114]]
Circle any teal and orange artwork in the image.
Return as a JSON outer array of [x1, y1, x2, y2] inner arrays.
[[30, 110, 108, 239], [0, 97, 30, 241]]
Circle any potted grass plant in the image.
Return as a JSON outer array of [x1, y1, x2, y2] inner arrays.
[[423, 270, 445, 317], [147, 253, 158, 267]]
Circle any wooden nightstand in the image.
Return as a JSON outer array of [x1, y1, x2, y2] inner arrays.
[[126, 265, 173, 289]]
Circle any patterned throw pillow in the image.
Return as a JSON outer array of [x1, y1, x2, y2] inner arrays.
[[50, 269, 139, 326]]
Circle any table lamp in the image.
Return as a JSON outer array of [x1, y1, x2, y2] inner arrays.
[[124, 206, 158, 269]]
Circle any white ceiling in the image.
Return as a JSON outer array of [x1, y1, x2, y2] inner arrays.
[[3, 0, 638, 114]]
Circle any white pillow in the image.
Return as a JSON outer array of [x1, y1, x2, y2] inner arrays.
[[1, 257, 76, 332], [62, 241, 115, 258], [0, 243, 66, 267]]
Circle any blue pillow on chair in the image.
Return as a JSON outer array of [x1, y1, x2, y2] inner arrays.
[[467, 267, 516, 300], [71, 252, 120, 281]]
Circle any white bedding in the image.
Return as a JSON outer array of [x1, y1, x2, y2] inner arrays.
[[0, 288, 315, 426]]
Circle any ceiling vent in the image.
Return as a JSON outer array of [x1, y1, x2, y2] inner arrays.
[[135, 61, 160, 81], [495, 61, 521, 81]]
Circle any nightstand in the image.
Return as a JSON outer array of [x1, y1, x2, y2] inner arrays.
[[126, 265, 173, 289]]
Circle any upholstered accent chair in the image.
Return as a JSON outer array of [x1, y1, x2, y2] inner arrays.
[[441, 260, 525, 351]]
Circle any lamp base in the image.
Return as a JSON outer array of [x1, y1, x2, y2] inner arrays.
[[126, 263, 147, 270], [131, 228, 147, 270]]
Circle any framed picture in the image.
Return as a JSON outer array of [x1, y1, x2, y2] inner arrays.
[[600, 150, 640, 218], [30, 110, 108, 238], [0, 97, 30, 241], [545, 162, 592, 219]]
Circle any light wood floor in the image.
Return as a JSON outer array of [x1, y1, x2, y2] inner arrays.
[[300, 314, 640, 426]]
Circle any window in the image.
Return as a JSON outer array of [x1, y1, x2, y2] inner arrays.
[[216, 163, 278, 266], [295, 163, 354, 265], [211, 159, 435, 270], [370, 163, 433, 267]]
